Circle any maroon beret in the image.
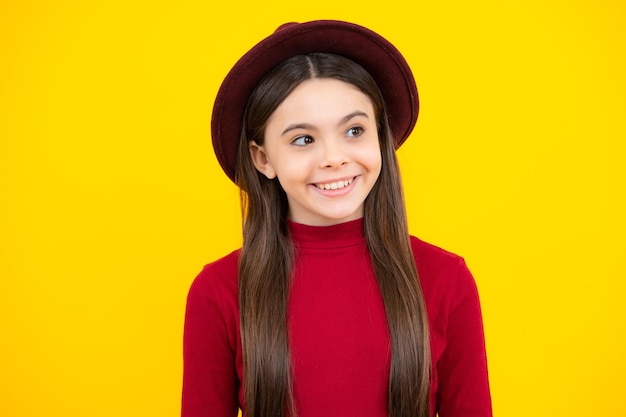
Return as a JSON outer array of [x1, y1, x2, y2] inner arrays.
[[211, 20, 419, 182]]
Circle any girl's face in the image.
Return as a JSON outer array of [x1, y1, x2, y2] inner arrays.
[[249, 78, 382, 226]]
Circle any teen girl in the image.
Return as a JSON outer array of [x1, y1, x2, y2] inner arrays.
[[182, 20, 492, 417]]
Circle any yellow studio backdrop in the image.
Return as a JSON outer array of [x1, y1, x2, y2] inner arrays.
[[1, 1, 624, 416]]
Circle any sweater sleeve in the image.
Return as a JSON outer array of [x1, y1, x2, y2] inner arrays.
[[436, 259, 492, 417], [182, 268, 239, 417]]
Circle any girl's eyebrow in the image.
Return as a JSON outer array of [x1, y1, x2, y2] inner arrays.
[[281, 123, 314, 136], [339, 111, 369, 126], [280, 111, 369, 136]]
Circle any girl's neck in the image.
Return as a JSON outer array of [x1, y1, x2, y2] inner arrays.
[[287, 217, 365, 249]]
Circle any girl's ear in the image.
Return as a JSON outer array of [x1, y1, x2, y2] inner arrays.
[[248, 141, 277, 179]]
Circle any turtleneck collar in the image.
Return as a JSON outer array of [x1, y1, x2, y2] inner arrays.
[[287, 218, 366, 249]]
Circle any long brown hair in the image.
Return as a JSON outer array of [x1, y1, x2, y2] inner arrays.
[[235, 53, 431, 417]]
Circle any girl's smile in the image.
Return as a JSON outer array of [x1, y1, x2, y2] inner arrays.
[[249, 78, 382, 226], [312, 175, 355, 192]]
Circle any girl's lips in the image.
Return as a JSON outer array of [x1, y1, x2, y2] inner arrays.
[[314, 177, 354, 190], [310, 176, 358, 196]]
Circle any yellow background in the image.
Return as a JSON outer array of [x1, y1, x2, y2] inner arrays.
[[1, 1, 624, 416]]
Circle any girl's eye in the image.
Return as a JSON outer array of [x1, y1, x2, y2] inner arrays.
[[346, 126, 364, 137], [291, 135, 314, 146]]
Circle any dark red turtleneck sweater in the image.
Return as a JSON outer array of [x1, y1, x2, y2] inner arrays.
[[182, 219, 492, 417]]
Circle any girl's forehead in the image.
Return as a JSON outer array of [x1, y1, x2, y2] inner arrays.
[[280, 79, 373, 111], [268, 78, 375, 127]]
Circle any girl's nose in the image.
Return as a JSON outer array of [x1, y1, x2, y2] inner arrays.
[[319, 139, 349, 168]]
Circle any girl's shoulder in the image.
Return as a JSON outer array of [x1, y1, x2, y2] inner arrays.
[[408, 235, 476, 292], [188, 249, 240, 299], [201, 249, 240, 276], [409, 235, 464, 268]]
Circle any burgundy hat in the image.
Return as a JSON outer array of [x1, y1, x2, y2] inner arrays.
[[211, 20, 419, 182]]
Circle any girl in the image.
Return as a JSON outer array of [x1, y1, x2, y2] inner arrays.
[[183, 20, 492, 417]]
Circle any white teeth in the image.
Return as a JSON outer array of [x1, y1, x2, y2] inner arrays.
[[316, 178, 353, 190]]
